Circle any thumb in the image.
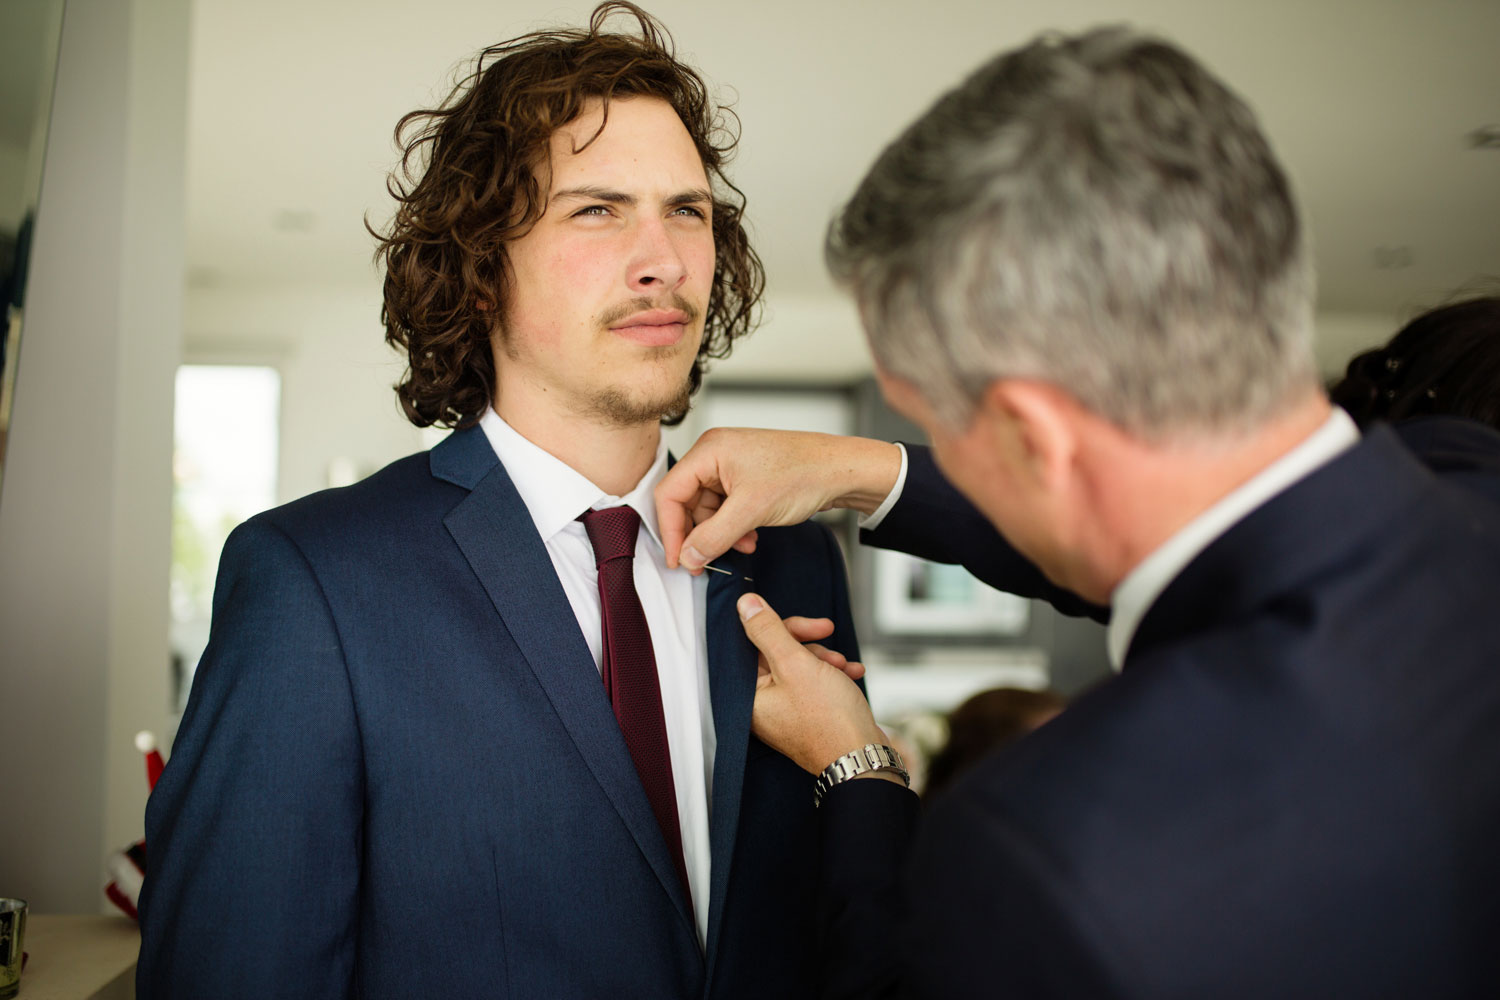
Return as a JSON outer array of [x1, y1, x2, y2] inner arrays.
[[736, 593, 810, 681], [681, 491, 767, 571]]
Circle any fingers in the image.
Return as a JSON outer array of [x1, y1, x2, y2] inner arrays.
[[681, 492, 774, 572], [804, 645, 865, 681], [802, 642, 846, 669], [686, 491, 724, 528], [737, 593, 817, 681], [667, 492, 748, 573], [784, 616, 835, 643], [662, 427, 852, 570], [657, 488, 694, 571], [780, 618, 864, 679], [805, 644, 866, 681], [656, 451, 723, 570], [749, 611, 857, 674]]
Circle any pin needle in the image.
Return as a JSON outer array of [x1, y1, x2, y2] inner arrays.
[[701, 562, 754, 583]]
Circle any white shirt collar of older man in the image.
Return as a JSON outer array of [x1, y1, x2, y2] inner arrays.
[[1106, 407, 1360, 670]]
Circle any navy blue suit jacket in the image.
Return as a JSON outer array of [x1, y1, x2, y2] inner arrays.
[[829, 421, 1500, 998], [138, 426, 860, 999]]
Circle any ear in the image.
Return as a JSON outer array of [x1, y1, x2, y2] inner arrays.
[[978, 379, 1079, 492]]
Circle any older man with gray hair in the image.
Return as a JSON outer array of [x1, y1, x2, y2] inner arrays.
[[657, 27, 1500, 999]]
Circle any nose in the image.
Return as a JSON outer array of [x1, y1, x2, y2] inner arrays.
[[626, 216, 688, 293]]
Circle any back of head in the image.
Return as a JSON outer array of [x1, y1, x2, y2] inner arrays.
[[1330, 296, 1500, 430], [375, 2, 762, 429], [827, 28, 1319, 440]]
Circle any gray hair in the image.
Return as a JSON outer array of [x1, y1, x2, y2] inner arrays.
[[826, 27, 1319, 438]]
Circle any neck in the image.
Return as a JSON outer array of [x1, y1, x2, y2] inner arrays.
[[495, 396, 662, 498], [1072, 391, 1334, 601]]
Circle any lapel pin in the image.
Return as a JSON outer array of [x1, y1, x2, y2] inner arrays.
[[701, 561, 754, 583]]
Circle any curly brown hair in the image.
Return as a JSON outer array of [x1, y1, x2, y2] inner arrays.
[[373, 2, 764, 429]]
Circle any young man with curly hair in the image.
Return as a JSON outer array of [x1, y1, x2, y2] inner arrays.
[[136, 6, 859, 998]]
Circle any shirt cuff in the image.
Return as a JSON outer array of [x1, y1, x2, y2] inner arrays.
[[857, 442, 909, 532]]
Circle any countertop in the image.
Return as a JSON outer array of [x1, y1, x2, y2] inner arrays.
[[14, 915, 137, 1000]]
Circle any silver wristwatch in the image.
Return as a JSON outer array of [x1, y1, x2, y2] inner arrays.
[[813, 743, 910, 806]]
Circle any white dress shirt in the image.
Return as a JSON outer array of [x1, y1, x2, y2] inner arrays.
[[858, 442, 910, 533], [479, 409, 714, 947]]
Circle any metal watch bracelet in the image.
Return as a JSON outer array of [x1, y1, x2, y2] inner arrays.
[[813, 743, 910, 806]]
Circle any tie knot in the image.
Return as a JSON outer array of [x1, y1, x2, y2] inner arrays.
[[579, 505, 641, 567]]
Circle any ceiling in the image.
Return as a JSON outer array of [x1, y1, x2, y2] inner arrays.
[[185, 0, 1500, 316]]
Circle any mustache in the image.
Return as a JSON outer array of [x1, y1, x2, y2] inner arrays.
[[598, 294, 701, 328]]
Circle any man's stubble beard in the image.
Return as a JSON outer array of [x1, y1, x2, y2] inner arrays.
[[497, 293, 704, 428], [586, 292, 703, 427], [584, 351, 696, 427]]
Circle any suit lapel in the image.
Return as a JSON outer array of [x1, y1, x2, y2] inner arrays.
[[432, 428, 696, 932], [701, 548, 757, 974], [1128, 428, 1421, 665]]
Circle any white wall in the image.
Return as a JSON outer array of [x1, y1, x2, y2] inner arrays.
[[1314, 308, 1405, 379], [185, 281, 423, 504], [0, 0, 189, 913], [704, 294, 870, 383]]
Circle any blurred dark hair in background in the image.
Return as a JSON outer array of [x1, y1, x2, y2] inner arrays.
[[1330, 294, 1500, 431], [925, 687, 1067, 801]]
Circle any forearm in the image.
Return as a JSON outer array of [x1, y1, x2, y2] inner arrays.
[[824, 435, 905, 518]]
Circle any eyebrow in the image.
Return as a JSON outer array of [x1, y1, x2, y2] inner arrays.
[[551, 185, 713, 208]]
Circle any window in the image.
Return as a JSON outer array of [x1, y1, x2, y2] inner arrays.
[[169, 365, 280, 710]]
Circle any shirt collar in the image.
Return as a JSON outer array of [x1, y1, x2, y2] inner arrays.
[[477, 408, 670, 552], [1106, 407, 1361, 670]]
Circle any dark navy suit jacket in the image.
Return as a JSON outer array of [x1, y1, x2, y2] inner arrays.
[[826, 421, 1500, 998], [137, 425, 859, 999]]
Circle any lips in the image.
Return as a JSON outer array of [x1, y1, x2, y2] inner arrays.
[[609, 308, 692, 347]]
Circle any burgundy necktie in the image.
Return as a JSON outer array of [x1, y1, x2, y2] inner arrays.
[[579, 506, 692, 904]]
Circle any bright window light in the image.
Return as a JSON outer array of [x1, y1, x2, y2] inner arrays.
[[169, 364, 279, 709]]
